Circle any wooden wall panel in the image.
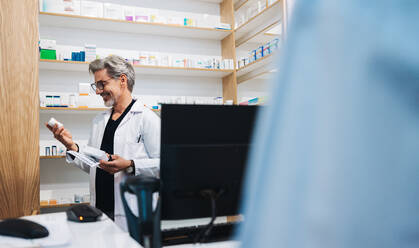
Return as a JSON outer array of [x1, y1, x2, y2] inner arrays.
[[0, 0, 40, 218], [221, 34, 238, 103], [220, 0, 235, 27], [222, 71, 238, 103], [220, 0, 238, 104]]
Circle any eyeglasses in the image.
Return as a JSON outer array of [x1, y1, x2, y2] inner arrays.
[[90, 78, 113, 91]]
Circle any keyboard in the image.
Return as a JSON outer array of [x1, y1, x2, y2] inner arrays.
[[162, 222, 239, 246]]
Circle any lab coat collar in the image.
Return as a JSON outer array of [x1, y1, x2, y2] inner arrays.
[[130, 98, 145, 113], [100, 97, 145, 116]]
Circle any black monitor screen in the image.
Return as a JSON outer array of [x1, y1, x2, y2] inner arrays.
[[160, 104, 259, 220]]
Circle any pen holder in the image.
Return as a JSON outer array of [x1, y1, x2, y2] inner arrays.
[[120, 175, 161, 248]]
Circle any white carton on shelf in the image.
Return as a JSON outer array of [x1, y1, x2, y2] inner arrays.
[[39, 39, 57, 50], [79, 83, 90, 95], [123, 5, 134, 21], [148, 53, 158, 66], [84, 44, 96, 62], [139, 51, 148, 65], [134, 7, 149, 22], [77, 95, 90, 108], [42, 0, 63, 13], [40, 190, 53, 202], [62, 0, 80, 15], [81, 0, 103, 18], [159, 55, 170, 67], [172, 56, 185, 68], [103, 3, 123, 20], [42, 0, 81, 15], [148, 8, 160, 23], [200, 14, 220, 28], [78, 83, 91, 108], [167, 16, 183, 26]]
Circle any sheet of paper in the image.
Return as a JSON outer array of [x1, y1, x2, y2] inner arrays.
[[0, 235, 36, 248], [67, 150, 99, 168], [0, 214, 72, 247], [27, 214, 72, 247]]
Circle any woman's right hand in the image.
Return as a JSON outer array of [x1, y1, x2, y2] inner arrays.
[[45, 123, 78, 151]]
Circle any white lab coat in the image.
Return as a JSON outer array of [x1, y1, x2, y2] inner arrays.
[[66, 99, 160, 231]]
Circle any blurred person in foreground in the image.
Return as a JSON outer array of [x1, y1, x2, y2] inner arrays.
[[237, 1, 419, 247]]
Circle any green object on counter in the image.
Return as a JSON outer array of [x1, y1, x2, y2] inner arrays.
[[40, 49, 56, 60]]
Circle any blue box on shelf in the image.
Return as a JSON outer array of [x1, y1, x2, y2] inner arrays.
[[80, 51, 85, 62]]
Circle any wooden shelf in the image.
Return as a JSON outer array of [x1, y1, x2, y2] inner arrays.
[[40, 106, 160, 114], [236, 53, 277, 84], [40, 155, 65, 159], [40, 106, 108, 114], [40, 107, 107, 111], [39, 12, 231, 40], [235, 1, 282, 43], [236, 22, 280, 49], [40, 202, 89, 209], [39, 59, 234, 78], [234, 0, 249, 11], [238, 68, 277, 84]]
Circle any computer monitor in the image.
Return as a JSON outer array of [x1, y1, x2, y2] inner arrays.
[[160, 104, 259, 221]]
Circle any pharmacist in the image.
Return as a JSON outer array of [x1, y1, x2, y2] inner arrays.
[[46, 55, 160, 231]]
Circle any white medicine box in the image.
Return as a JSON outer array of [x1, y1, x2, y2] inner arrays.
[[103, 3, 123, 20], [80, 1, 103, 18]]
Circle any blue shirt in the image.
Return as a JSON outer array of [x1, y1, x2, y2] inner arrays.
[[237, 1, 419, 247]]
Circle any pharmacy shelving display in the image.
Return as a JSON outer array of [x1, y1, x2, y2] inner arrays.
[[38, 0, 287, 210], [234, 0, 283, 85], [235, 0, 282, 42], [39, 59, 234, 78], [236, 53, 276, 84], [39, 12, 232, 40]]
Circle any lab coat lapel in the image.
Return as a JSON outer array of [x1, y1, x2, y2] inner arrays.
[[117, 99, 144, 129]]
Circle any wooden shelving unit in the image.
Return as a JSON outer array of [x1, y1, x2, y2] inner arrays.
[[35, 0, 287, 214], [234, 0, 284, 84], [235, 0, 282, 42], [38, 0, 286, 99]]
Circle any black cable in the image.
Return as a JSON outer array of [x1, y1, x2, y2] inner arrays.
[[200, 194, 216, 243], [193, 189, 224, 243]]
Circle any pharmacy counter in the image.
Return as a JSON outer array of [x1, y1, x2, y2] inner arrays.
[[0, 212, 239, 248]]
